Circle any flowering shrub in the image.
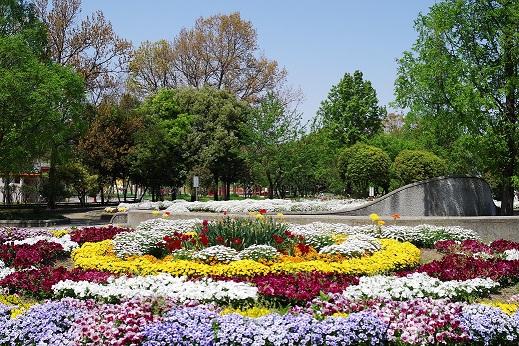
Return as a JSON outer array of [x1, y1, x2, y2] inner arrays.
[[250, 272, 359, 302], [113, 218, 201, 258], [237, 244, 279, 261], [0, 266, 111, 298], [10, 234, 78, 252], [71, 299, 159, 345], [0, 298, 87, 345], [53, 274, 258, 304], [0, 227, 49, 243], [319, 234, 381, 257], [461, 304, 519, 345], [341, 273, 498, 302], [72, 239, 421, 277], [0, 240, 67, 268], [119, 198, 367, 214], [409, 254, 519, 285], [69, 225, 132, 244], [289, 222, 479, 247], [142, 306, 387, 346]]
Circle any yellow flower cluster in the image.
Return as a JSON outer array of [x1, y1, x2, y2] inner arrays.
[[0, 294, 35, 318], [480, 301, 519, 315], [220, 306, 272, 318], [72, 239, 420, 277], [50, 229, 70, 238]]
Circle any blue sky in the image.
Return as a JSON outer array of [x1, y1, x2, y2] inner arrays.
[[82, 0, 438, 122]]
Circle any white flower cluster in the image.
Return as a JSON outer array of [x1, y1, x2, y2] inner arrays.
[[504, 249, 519, 261], [52, 274, 258, 303], [0, 260, 14, 280], [191, 246, 239, 263], [118, 198, 367, 214], [113, 218, 201, 258], [237, 245, 279, 261], [341, 273, 499, 301], [289, 222, 480, 244], [319, 235, 381, 258], [10, 234, 78, 252], [172, 245, 280, 263]]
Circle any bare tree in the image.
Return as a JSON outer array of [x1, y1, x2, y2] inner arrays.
[[35, 0, 132, 104], [128, 12, 287, 103], [127, 40, 178, 97]]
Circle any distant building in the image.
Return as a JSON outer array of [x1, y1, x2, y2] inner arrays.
[[0, 162, 49, 204]]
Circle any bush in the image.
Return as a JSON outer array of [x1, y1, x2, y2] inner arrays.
[[393, 150, 447, 185], [338, 143, 390, 197]]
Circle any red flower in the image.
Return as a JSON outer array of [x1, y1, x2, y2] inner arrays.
[[272, 234, 284, 244], [200, 234, 209, 247], [202, 220, 209, 227], [232, 237, 242, 245], [296, 242, 311, 255], [216, 236, 225, 244], [258, 209, 267, 215], [223, 210, 228, 215]]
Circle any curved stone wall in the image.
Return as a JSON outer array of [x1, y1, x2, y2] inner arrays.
[[317, 176, 496, 216]]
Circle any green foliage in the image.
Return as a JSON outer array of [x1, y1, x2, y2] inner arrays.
[[59, 161, 98, 205], [365, 132, 421, 161], [194, 217, 293, 252], [393, 150, 447, 186], [394, 0, 519, 214], [338, 143, 390, 197], [244, 92, 304, 198], [316, 70, 386, 146]]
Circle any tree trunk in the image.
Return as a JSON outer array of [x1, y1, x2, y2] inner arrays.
[[47, 146, 58, 209], [224, 181, 231, 201], [171, 187, 177, 201], [213, 175, 219, 201], [3, 174, 11, 205]]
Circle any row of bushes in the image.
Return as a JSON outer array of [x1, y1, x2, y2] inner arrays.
[[338, 144, 447, 197]]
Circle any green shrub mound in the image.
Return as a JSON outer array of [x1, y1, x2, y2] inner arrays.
[[393, 150, 447, 185], [338, 143, 390, 197]]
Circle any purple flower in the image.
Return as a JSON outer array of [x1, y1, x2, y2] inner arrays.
[[461, 304, 519, 345]]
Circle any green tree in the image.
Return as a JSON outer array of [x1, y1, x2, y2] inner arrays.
[[316, 70, 386, 146], [338, 143, 390, 197], [245, 92, 303, 199], [60, 161, 98, 206], [133, 88, 193, 201], [172, 87, 251, 201], [78, 95, 144, 203], [0, 34, 84, 205], [394, 0, 519, 215]]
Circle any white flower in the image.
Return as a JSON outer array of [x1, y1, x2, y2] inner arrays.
[[238, 245, 279, 261], [192, 246, 239, 262], [341, 272, 499, 301], [10, 234, 78, 252], [319, 235, 381, 257], [52, 274, 257, 303]]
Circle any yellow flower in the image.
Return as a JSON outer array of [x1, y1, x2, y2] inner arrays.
[[72, 239, 421, 278], [369, 213, 380, 222], [151, 210, 161, 216], [377, 220, 385, 226], [480, 301, 519, 315], [332, 312, 349, 318], [0, 294, 36, 318], [117, 207, 128, 212], [51, 229, 70, 238], [221, 306, 272, 318]]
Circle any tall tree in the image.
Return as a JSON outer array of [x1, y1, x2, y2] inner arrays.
[[35, 0, 132, 104], [127, 40, 177, 97], [78, 95, 143, 203], [394, 0, 519, 215], [245, 92, 303, 198], [316, 70, 386, 146], [128, 13, 286, 102], [0, 0, 47, 55]]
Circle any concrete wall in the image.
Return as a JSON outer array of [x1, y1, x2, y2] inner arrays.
[[322, 176, 496, 217], [126, 210, 519, 243]]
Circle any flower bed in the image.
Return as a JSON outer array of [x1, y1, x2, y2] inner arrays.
[[1, 217, 519, 345]]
